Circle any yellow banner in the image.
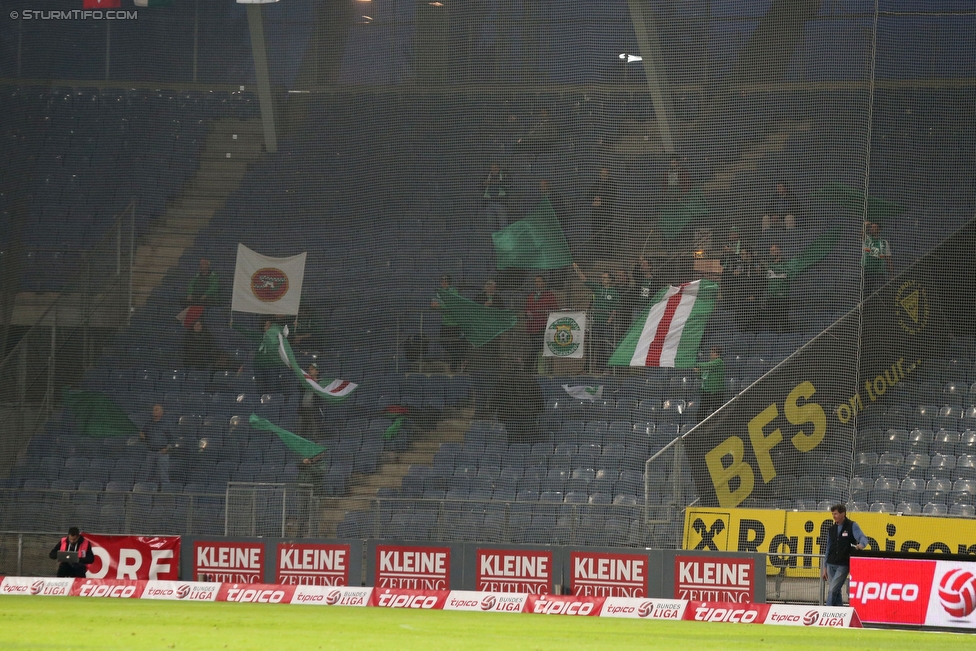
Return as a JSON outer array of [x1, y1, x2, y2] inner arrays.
[[684, 508, 976, 578]]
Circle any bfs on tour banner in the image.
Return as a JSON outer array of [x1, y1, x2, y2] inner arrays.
[[82, 534, 180, 581], [681, 220, 956, 508]]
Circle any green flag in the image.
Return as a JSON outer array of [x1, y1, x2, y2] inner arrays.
[[436, 289, 518, 348], [249, 414, 325, 459], [788, 226, 843, 277], [63, 390, 138, 438], [657, 186, 708, 240], [491, 198, 573, 269], [812, 182, 904, 222]]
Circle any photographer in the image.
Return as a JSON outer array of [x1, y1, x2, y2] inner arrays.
[[49, 527, 95, 578]]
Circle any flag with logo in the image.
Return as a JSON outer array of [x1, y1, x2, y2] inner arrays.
[[232, 243, 306, 315], [543, 311, 586, 358], [610, 279, 718, 367], [248, 414, 324, 459], [491, 198, 573, 270], [275, 326, 358, 403], [562, 385, 603, 401]]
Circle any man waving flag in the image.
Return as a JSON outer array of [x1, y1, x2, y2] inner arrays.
[[609, 279, 718, 367], [275, 325, 358, 402]]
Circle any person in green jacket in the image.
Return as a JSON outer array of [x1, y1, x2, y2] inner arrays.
[[694, 346, 726, 423], [573, 263, 620, 373], [232, 317, 287, 395], [187, 258, 219, 306], [764, 244, 792, 333], [431, 274, 468, 373]]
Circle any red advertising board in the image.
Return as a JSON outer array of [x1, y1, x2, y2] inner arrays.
[[524, 594, 604, 616], [684, 601, 769, 623], [83, 534, 180, 581], [370, 588, 449, 609], [70, 579, 146, 599], [217, 583, 296, 604], [569, 551, 647, 597], [476, 548, 552, 594], [850, 557, 976, 629], [276, 543, 350, 586], [374, 544, 450, 590], [674, 555, 754, 602], [193, 541, 264, 583]]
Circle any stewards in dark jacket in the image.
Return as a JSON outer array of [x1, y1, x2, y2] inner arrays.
[[49, 527, 95, 577], [183, 320, 216, 370]]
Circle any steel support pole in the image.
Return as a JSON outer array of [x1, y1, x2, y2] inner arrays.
[[246, 3, 278, 153]]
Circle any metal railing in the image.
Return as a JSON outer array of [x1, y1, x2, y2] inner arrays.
[[0, 202, 135, 476], [225, 482, 313, 538]]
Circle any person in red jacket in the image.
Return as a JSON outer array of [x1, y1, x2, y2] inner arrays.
[[525, 275, 558, 372], [49, 527, 95, 577]]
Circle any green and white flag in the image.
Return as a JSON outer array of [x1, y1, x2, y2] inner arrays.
[[276, 326, 358, 402], [562, 384, 603, 401], [543, 311, 586, 358], [134, 0, 174, 7], [610, 279, 718, 367]]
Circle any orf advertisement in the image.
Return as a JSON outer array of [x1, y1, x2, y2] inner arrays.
[[83, 534, 180, 581], [193, 541, 264, 583], [276, 543, 350, 586], [674, 555, 754, 602], [476, 548, 552, 594], [570, 551, 647, 597], [850, 557, 976, 629], [375, 545, 450, 590]]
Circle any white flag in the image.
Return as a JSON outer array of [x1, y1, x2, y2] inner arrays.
[[562, 385, 603, 401], [543, 311, 587, 358], [231, 243, 306, 315]]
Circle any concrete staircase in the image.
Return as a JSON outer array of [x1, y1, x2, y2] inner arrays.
[[313, 408, 473, 537], [704, 118, 812, 195], [129, 118, 265, 309]]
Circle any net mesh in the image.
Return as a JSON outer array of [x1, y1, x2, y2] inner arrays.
[[0, 2, 974, 563]]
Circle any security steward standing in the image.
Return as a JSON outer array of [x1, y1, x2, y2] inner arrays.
[[821, 504, 868, 606], [49, 527, 96, 578]]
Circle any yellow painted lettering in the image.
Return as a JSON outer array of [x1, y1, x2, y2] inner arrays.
[[705, 436, 755, 508], [748, 403, 782, 483], [786, 381, 827, 453]]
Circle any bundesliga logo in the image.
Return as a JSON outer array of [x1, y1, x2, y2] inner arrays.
[[803, 610, 820, 626], [177, 584, 191, 600], [326, 590, 342, 605], [30, 581, 45, 596], [939, 569, 976, 618], [480, 595, 496, 611]]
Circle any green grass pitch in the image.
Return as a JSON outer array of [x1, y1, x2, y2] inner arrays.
[[0, 596, 971, 651]]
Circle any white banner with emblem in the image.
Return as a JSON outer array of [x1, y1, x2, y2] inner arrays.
[[543, 311, 587, 358], [231, 243, 307, 315]]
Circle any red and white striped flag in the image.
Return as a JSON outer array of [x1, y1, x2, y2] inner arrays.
[[609, 279, 718, 368], [276, 326, 357, 402]]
